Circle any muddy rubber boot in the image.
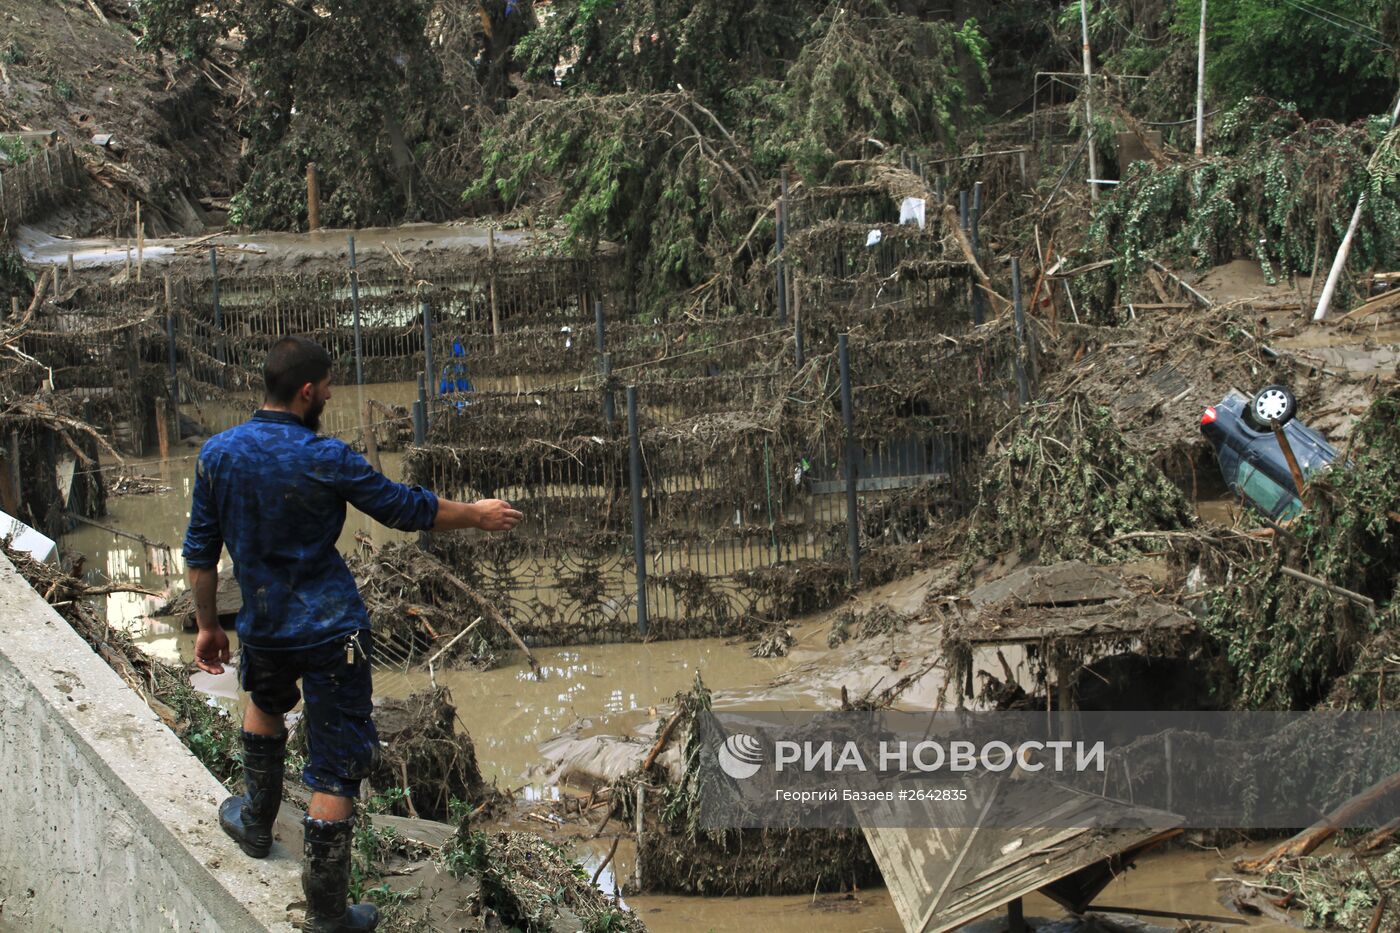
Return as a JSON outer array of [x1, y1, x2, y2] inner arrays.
[[218, 730, 286, 858], [302, 816, 379, 932]]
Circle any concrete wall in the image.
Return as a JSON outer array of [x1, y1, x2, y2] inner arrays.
[[0, 553, 301, 932]]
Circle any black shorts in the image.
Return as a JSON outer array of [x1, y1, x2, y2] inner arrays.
[[238, 632, 377, 798]]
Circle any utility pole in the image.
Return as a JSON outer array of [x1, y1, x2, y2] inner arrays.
[[1079, 0, 1099, 202], [1313, 90, 1400, 322], [1195, 0, 1207, 157]]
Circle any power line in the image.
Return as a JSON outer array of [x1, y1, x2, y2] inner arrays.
[[1275, 0, 1389, 50], [1288, 0, 1383, 38]]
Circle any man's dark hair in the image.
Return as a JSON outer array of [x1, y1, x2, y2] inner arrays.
[[264, 336, 333, 404]]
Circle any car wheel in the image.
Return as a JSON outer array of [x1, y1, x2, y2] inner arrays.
[[1248, 385, 1297, 429]]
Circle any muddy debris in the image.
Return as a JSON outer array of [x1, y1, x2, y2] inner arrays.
[[443, 830, 648, 932], [748, 624, 794, 657], [608, 675, 881, 896], [964, 393, 1197, 567], [350, 542, 505, 670], [304, 686, 507, 825]]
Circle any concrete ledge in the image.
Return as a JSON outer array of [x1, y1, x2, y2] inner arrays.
[[0, 553, 301, 931]]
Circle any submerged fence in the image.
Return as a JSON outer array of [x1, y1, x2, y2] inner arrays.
[[405, 321, 1031, 646]]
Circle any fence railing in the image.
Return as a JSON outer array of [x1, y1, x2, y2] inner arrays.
[[404, 322, 1029, 646], [0, 142, 81, 232]]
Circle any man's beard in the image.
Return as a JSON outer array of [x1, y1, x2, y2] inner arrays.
[[303, 398, 326, 433]]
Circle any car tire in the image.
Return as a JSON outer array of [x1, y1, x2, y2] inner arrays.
[[1248, 385, 1297, 429]]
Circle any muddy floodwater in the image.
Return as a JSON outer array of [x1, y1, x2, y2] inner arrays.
[[16, 221, 541, 272], [60, 380, 1294, 931]]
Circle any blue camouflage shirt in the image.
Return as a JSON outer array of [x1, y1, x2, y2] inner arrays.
[[182, 410, 439, 650]]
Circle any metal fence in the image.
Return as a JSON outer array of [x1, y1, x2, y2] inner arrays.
[[405, 322, 1029, 646]]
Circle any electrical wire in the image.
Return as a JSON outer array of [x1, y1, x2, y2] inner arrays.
[[1275, 0, 1389, 50]]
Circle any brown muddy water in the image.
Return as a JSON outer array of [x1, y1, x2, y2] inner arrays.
[[63, 382, 1295, 932], [16, 221, 540, 272]]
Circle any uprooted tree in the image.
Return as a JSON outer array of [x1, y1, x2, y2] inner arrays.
[[474, 0, 988, 310]]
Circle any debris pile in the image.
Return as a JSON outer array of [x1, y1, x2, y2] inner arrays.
[[367, 688, 503, 824], [613, 675, 879, 896], [1209, 387, 1400, 709], [350, 542, 505, 670], [965, 394, 1197, 566], [443, 830, 648, 932]]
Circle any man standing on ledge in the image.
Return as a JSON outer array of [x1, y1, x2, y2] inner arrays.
[[182, 336, 521, 932]]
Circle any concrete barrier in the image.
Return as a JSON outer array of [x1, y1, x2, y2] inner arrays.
[[0, 553, 301, 931]]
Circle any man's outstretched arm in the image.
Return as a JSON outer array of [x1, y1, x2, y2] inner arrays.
[[431, 498, 522, 532], [334, 443, 521, 533]]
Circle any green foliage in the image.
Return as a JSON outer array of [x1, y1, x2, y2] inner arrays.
[[161, 681, 242, 786], [477, 2, 986, 313], [1264, 846, 1400, 929], [468, 91, 762, 311], [0, 137, 34, 166], [366, 786, 411, 815], [1205, 388, 1400, 709], [768, 8, 987, 179], [1084, 98, 1400, 314], [516, 0, 803, 105], [135, 0, 463, 229], [1, 39, 27, 65], [1175, 0, 1396, 121], [965, 396, 1196, 565]]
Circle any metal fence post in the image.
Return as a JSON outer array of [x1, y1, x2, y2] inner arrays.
[[776, 173, 788, 325], [209, 248, 221, 331], [166, 310, 178, 384], [413, 375, 427, 443], [602, 351, 616, 425], [626, 386, 649, 636], [349, 235, 364, 386], [1011, 257, 1030, 407], [594, 299, 606, 362], [838, 334, 860, 587], [422, 300, 434, 412], [970, 182, 985, 326], [209, 248, 225, 386]]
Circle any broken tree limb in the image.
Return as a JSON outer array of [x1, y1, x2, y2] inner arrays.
[[1357, 816, 1400, 853], [1150, 261, 1213, 308], [69, 514, 169, 553], [1234, 770, 1400, 873], [426, 617, 481, 671], [641, 709, 683, 773], [1270, 418, 1308, 498], [589, 834, 621, 887], [438, 567, 540, 678], [1278, 566, 1376, 620], [939, 203, 1009, 314]]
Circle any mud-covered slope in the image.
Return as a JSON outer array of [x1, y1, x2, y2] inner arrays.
[[0, 0, 239, 237]]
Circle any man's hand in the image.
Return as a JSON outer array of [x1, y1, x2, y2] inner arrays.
[[472, 499, 523, 532], [195, 626, 231, 675], [187, 564, 227, 673]]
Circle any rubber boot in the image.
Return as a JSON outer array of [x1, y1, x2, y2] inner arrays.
[[218, 730, 286, 858], [302, 816, 379, 932]]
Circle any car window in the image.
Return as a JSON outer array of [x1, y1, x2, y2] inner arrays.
[[1238, 462, 1302, 520]]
